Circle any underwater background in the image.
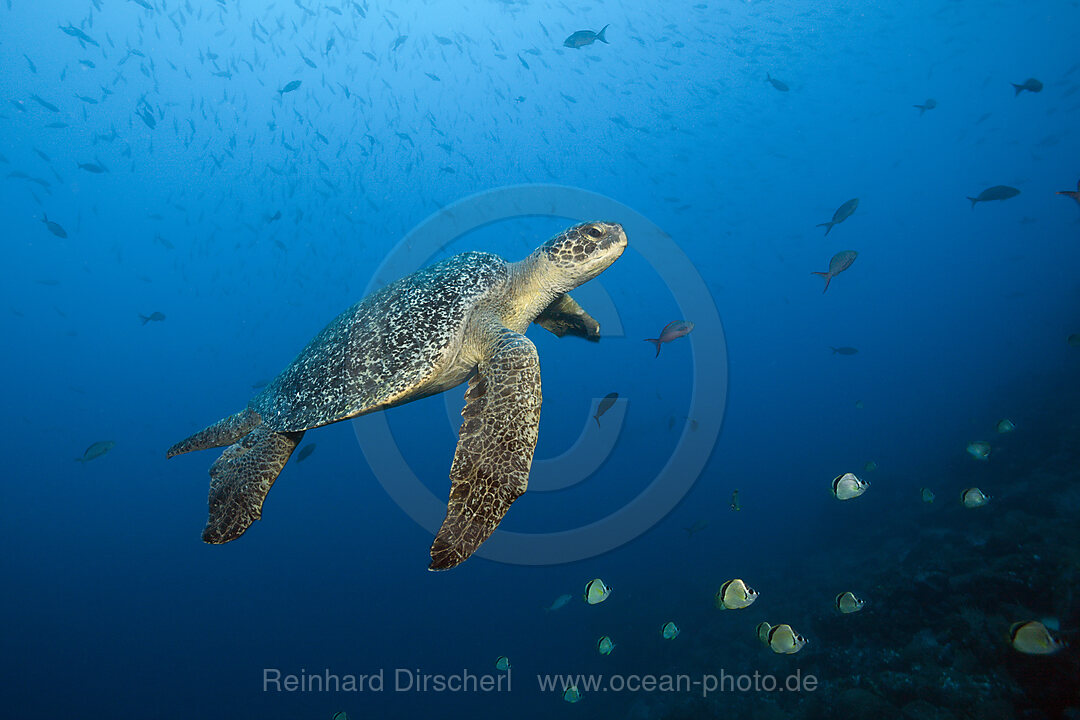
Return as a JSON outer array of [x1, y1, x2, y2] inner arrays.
[[2, 0, 1079, 718]]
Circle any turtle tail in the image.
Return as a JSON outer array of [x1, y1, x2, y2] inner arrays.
[[202, 425, 304, 544], [166, 408, 262, 458]]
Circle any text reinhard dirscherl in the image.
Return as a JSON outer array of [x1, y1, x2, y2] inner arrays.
[[263, 668, 510, 693]]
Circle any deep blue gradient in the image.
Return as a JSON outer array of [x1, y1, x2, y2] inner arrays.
[[1, 0, 1078, 718]]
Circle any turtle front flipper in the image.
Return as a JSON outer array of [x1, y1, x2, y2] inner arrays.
[[166, 408, 262, 458], [202, 425, 304, 543], [429, 328, 541, 570], [533, 293, 601, 341]]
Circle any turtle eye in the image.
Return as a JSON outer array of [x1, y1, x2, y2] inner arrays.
[[587, 225, 603, 238]]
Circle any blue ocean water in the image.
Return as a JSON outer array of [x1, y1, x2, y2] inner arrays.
[[2, 0, 1079, 718]]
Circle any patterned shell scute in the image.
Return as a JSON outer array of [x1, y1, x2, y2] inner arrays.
[[251, 252, 509, 432]]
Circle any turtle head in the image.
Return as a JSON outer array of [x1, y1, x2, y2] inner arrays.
[[536, 221, 627, 291]]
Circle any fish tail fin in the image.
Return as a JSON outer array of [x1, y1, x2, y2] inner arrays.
[[816, 221, 833, 236], [594, 414, 601, 428], [139, 314, 150, 325], [644, 338, 662, 357], [830, 346, 838, 354], [597, 24, 609, 43], [812, 271, 832, 293], [42, 212, 48, 223], [967, 196, 978, 209], [1012, 83, 1023, 96], [914, 104, 925, 115]]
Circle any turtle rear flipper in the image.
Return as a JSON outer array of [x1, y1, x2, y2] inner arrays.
[[429, 328, 541, 570], [533, 293, 600, 341], [203, 425, 304, 543], [166, 408, 262, 458]]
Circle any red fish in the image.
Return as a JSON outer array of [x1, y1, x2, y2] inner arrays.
[[812, 251, 857, 293], [1057, 180, 1080, 205], [645, 321, 694, 357]]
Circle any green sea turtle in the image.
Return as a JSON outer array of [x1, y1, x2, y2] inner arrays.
[[167, 221, 627, 570]]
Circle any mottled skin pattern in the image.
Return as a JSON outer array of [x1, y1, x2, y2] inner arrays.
[[533, 293, 600, 340], [429, 327, 540, 570], [204, 425, 303, 543], [167, 221, 628, 569], [166, 407, 261, 459]]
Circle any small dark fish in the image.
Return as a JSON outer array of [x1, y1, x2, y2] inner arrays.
[[1055, 180, 1080, 205], [296, 444, 317, 462], [59, 24, 99, 47], [730, 489, 741, 511], [24, 54, 37, 73], [645, 321, 694, 357], [518, 54, 530, 70], [79, 59, 96, 68], [1011, 78, 1043, 96], [139, 311, 166, 325], [130, 0, 154, 10], [434, 35, 453, 45], [766, 73, 788, 92], [76, 440, 115, 462], [967, 185, 1020, 209], [30, 94, 60, 112], [425, 72, 441, 81], [76, 95, 99, 105], [593, 392, 618, 427], [266, 210, 282, 223], [564, 25, 609, 48], [913, 98, 937, 115], [817, 198, 859, 236], [812, 251, 858, 293], [684, 519, 709, 536], [78, 162, 107, 173], [41, 212, 68, 238], [830, 346, 858, 355], [392, 35, 408, 51], [279, 80, 302, 94], [46, 122, 69, 128], [136, 106, 156, 129]]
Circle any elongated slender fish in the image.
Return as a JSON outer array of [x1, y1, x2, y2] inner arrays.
[[812, 251, 857, 293]]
